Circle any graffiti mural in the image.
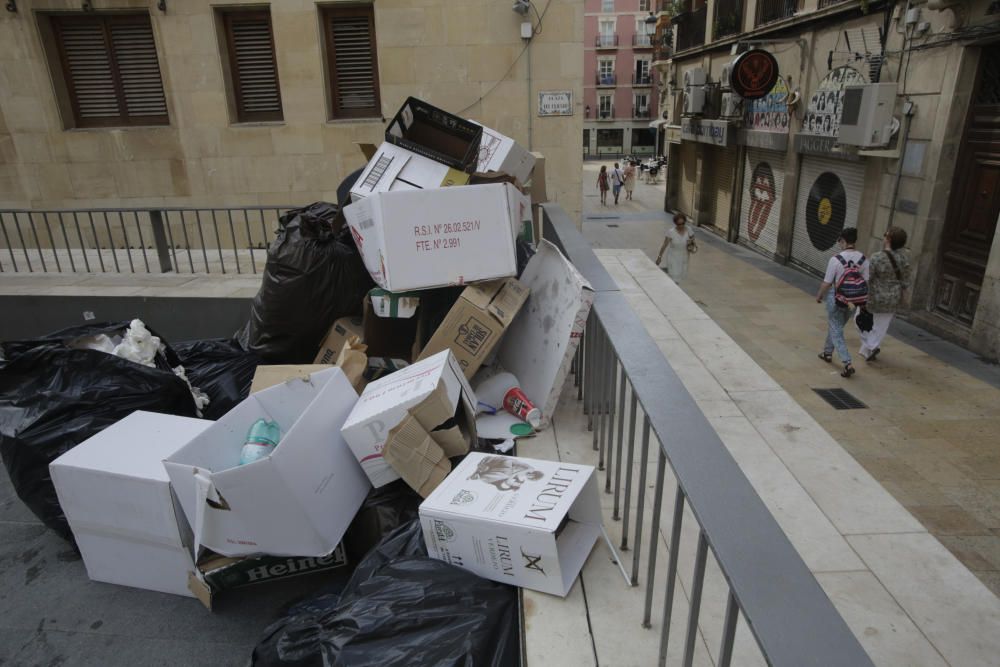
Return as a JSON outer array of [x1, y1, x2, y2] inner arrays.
[[747, 162, 776, 241], [800, 66, 865, 138], [744, 77, 790, 134]]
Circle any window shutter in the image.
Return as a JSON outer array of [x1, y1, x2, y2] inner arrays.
[[325, 6, 381, 119], [224, 11, 283, 122], [109, 17, 168, 120]]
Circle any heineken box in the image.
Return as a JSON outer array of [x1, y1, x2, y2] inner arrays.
[[419, 452, 603, 597], [189, 544, 348, 610]]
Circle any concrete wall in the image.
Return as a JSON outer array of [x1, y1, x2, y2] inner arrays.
[[0, 0, 583, 221]]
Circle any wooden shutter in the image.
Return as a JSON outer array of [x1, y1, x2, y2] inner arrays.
[[324, 5, 381, 119], [51, 13, 168, 128], [224, 10, 283, 122]]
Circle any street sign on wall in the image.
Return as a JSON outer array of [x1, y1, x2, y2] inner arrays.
[[538, 91, 573, 116]]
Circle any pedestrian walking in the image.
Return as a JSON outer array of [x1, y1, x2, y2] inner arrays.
[[610, 162, 625, 204], [597, 165, 610, 205], [623, 161, 636, 201], [856, 226, 911, 361], [815, 227, 869, 378], [655, 213, 697, 283]]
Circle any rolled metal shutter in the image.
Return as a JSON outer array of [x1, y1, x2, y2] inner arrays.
[[739, 148, 785, 257], [791, 155, 866, 276], [679, 142, 697, 216], [710, 146, 737, 233]]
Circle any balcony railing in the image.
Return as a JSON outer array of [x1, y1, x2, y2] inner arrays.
[[818, 0, 848, 6], [598, 107, 615, 120], [632, 33, 654, 48], [674, 5, 707, 52], [755, 0, 797, 26], [713, 0, 744, 39], [633, 73, 653, 86], [596, 73, 618, 87], [596, 34, 619, 48], [633, 107, 651, 119]]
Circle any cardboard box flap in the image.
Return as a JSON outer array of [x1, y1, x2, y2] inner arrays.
[[354, 147, 412, 198], [487, 280, 529, 326], [461, 281, 504, 310], [250, 365, 334, 394], [383, 415, 451, 497]]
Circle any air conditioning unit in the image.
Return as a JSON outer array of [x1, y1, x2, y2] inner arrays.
[[720, 92, 742, 118], [838, 82, 897, 148], [720, 63, 735, 91], [682, 67, 706, 88], [684, 87, 705, 115]]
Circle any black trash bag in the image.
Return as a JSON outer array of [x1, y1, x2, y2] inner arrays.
[[0, 325, 198, 541], [237, 202, 375, 364], [342, 480, 422, 564], [516, 238, 536, 277], [251, 520, 518, 667], [174, 338, 259, 420]]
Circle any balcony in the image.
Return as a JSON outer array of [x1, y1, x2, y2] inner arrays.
[[632, 33, 654, 48], [632, 73, 653, 86], [756, 0, 797, 26], [596, 73, 617, 87], [595, 34, 619, 49], [673, 5, 706, 52], [598, 107, 615, 120], [653, 27, 673, 62], [633, 106, 651, 119], [712, 0, 744, 39]]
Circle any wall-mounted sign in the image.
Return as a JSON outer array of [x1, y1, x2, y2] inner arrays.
[[680, 118, 732, 147], [794, 134, 862, 160], [665, 125, 683, 145], [730, 49, 779, 100], [538, 91, 573, 116], [801, 66, 865, 138], [744, 77, 790, 134]]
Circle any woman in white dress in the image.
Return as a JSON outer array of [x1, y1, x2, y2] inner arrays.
[[655, 213, 697, 282]]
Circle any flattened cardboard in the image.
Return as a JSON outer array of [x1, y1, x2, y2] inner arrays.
[[250, 365, 334, 394], [419, 452, 603, 597], [417, 278, 529, 379], [340, 350, 477, 494], [315, 316, 364, 364], [497, 241, 594, 428], [344, 183, 521, 292], [164, 368, 369, 558], [472, 121, 536, 184], [49, 411, 211, 597], [386, 97, 483, 171], [350, 142, 470, 202]]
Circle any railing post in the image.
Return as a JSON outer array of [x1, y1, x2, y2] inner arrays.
[[148, 210, 173, 273]]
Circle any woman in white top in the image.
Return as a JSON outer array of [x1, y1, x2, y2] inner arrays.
[[655, 213, 697, 283]]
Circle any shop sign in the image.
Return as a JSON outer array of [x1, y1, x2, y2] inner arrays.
[[730, 49, 780, 100], [741, 130, 788, 152], [680, 118, 732, 147], [744, 77, 790, 134], [801, 66, 865, 138], [665, 125, 682, 144], [794, 134, 861, 161]]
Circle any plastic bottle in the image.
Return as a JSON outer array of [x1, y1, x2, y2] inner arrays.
[[474, 372, 541, 428], [239, 419, 281, 465]]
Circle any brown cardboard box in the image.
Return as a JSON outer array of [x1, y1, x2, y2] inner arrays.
[[315, 316, 364, 364], [362, 294, 425, 362], [417, 278, 529, 379], [249, 365, 335, 394]]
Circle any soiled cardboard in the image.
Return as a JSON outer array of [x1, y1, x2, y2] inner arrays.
[[497, 241, 594, 428], [341, 350, 476, 496], [472, 121, 536, 184], [250, 365, 334, 394], [50, 411, 211, 597], [336, 337, 368, 393], [420, 452, 603, 597], [315, 316, 364, 365], [344, 182, 521, 292], [350, 142, 470, 202], [164, 368, 369, 558], [386, 97, 483, 171], [417, 278, 529, 379]]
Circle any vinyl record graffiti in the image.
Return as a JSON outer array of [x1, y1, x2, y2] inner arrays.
[[805, 172, 846, 250]]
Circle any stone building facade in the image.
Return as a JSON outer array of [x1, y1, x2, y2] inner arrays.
[[0, 0, 583, 221], [654, 0, 1000, 360]]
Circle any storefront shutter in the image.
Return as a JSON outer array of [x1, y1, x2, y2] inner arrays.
[[791, 155, 866, 276], [739, 148, 785, 257], [709, 146, 737, 232]]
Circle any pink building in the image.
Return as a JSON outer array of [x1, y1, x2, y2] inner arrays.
[[583, 0, 661, 158]]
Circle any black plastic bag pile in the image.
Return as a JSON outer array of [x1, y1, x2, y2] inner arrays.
[[252, 519, 518, 667], [237, 202, 375, 363], [174, 338, 259, 420]]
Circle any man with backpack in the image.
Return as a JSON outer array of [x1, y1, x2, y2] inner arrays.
[[814, 227, 869, 378]]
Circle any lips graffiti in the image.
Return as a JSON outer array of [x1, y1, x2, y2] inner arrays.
[[748, 162, 776, 242]]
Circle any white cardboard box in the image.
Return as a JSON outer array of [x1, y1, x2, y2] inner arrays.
[[350, 142, 470, 202], [164, 367, 370, 558], [49, 411, 211, 597], [472, 122, 537, 184], [497, 241, 594, 428], [341, 350, 477, 496], [344, 183, 521, 292], [419, 452, 602, 596]]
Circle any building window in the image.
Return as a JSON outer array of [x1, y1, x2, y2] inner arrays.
[[46, 13, 168, 128], [221, 9, 283, 123], [599, 94, 613, 118], [635, 59, 651, 84], [639, 0, 651, 10], [599, 58, 615, 84], [323, 4, 381, 119], [602, 0, 615, 12], [634, 92, 649, 117]]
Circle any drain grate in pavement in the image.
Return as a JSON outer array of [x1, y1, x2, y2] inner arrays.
[[606, 223, 619, 227], [586, 216, 621, 220], [813, 388, 868, 410]]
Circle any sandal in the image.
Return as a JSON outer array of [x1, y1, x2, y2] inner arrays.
[[818, 352, 832, 363], [868, 347, 881, 361], [841, 363, 855, 378]]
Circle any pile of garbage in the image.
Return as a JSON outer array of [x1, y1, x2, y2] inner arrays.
[[0, 98, 601, 664]]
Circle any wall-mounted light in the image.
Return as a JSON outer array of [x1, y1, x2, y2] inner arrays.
[[585, 105, 591, 117], [82, 0, 93, 11], [513, 0, 531, 15], [158, 0, 167, 12], [5, 1, 17, 13]]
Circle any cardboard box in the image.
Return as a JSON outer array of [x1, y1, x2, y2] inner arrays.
[[362, 293, 422, 362], [497, 241, 594, 428], [472, 122, 536, 184], [369, 288, 420, 319], [49, 411, 211, 597], [344, 182, 521, 292], [350, 142, 470, 202], [417, 278, 529, 379], [315, 316, 364, 365], [250, 365, 334, 394], [419, 452, 602, 597], [341, 350, 476, 495], [188, 544, 349, 610], [386, 97, 483, 171], [164, 367, 370, 558]]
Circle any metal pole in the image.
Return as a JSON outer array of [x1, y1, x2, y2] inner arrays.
[[682, 531, 709, 667], [631, 416, 652, 585], [643, 450, 667, 628], [658, 487, 686, 666], [148, 210, 173, 274], [718, 590, 739, 667]]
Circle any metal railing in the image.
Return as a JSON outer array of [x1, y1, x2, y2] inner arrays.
[[0, 206, 289, 275], [633, 107, 651, 119], [712, 0, 744, 39], [674, 5, 707, 52], [633, 33, 654, 47], [596, 73, 617, 86], [598, 107, 615, 120], [541, 203, 874, 667], [755, 0, 797, 26], [596, 33, 619, 48], [633, 73, 653, 86]]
